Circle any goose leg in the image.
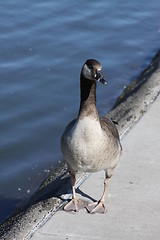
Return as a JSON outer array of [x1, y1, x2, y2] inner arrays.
[[64, 173, 80, 212], [86, 177, 110, 214]]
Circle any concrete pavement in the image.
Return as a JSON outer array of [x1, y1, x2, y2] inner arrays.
[[30, 94, 160, 239]]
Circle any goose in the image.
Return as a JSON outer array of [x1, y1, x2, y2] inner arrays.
[[61, 59, 122, 213]]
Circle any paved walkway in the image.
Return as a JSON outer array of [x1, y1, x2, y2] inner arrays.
[[31, 94, 160, 240]]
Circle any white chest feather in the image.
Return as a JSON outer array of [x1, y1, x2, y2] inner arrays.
[[63, 117, 108, 172], [71, 118, 103, 148]]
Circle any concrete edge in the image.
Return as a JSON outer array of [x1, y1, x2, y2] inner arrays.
[[0, 49, 160, 240]]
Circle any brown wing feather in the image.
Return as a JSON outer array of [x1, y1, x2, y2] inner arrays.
[[100, 117, 120, 142]]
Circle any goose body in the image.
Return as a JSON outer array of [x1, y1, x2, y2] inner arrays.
[[61, 116, 121, 174], [61, 59, 122, 213]]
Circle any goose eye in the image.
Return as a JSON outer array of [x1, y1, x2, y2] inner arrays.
[[88, 65, 93, 70]]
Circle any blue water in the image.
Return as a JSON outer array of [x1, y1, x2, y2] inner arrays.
[[0, 0, 160, 224]]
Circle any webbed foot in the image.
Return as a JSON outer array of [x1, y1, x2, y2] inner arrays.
[[64, 198, 87, 212], [86, 200, 107, 214]]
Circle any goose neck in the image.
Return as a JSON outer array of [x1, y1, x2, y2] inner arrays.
[[78, 74, 98, 119]]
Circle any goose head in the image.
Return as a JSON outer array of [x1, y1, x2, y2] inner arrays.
[[81, 59, 107, 85]]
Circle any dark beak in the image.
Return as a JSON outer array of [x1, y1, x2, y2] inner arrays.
[[96, 71, 107, 85]]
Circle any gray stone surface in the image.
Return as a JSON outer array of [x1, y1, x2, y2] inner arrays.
[[30, 94, 160, 240]]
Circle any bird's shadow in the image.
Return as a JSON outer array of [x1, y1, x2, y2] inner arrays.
[[2, 168, 98, 227], [76, 187, 96, 203], [24, 171, 97, 212]]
